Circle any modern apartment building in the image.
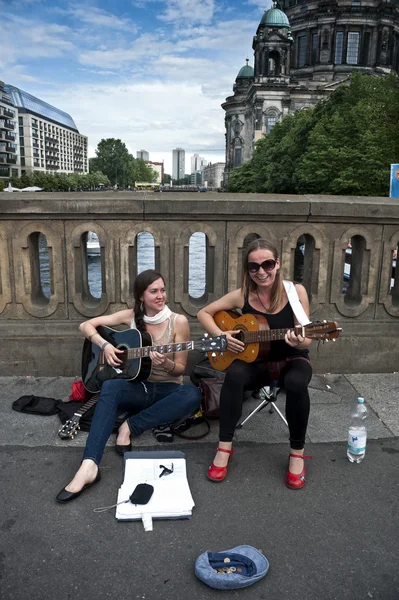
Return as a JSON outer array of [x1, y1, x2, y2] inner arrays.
[[190, 153, 208, 174], [5, 84, 88, 175], [137, 149, 149, 161], [172, 148, 185, 181], [0, 81, 19, 181]]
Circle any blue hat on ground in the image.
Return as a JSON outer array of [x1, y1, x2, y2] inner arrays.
[[195, 545, 269, 590]]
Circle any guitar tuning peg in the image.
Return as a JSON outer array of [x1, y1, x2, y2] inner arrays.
[[211, 352, 217, 357], [325, 339, 329, 343], [220, 353, 224, 357], [332, 339, 336, 342], [203, 333, 209, 338]]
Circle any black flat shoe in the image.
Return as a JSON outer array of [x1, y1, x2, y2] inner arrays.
[[115, 442, 132, 456], [56, 469, 101, 503]]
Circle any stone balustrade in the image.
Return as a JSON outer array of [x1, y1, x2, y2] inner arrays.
[[1, 191, 398, 375]]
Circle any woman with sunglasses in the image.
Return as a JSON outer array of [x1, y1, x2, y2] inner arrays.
[[56, 269, 202, 503], [197, 239, 312, 489]]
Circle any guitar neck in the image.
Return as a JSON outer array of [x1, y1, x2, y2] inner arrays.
[[74, 393, 100, 417], [126, 341, 194, 359], [241, 327, 301, 344]]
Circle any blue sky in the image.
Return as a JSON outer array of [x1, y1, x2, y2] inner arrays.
[[1, 0, 271, 173]]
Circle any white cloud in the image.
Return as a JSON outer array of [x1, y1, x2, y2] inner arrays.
[[37, 81, 227, 172], [131, 0, 215, 24], [159, 0, 215, 24], [67, 4, 138, 32], [1, 15, 76, 67]]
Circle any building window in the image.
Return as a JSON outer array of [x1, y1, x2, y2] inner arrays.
[[234, 148, 242, 166], [362, 32, 370, 65], [21, 158, 25, 167], [311, 33, 319, 64], [266, 116, 277, 133], [352, 1, 361, 5], [347, 32, 360, 64], [298, 34, 307, 67], [335, 31, 344, 64]]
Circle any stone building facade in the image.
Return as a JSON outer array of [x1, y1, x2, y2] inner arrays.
[[223, 0, 399, 181]]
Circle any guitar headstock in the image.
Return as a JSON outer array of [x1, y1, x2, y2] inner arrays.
[[58, 417, 80, 440], [195, 334, 228, 353], [303, 321, 342, 340]]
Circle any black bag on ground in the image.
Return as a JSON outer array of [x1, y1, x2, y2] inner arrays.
[[12, 395, 127, 433], [12, 395, 62, 416]]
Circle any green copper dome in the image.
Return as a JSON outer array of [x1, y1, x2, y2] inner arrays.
[[260, 7, 290, 28], [236, 63, 254, 78]]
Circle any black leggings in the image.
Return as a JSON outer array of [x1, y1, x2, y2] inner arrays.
[[219, 358, 313, 449]]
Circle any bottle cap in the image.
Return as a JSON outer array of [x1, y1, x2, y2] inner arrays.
[[357, 397, 365, 403]]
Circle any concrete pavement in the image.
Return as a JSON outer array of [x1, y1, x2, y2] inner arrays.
[[0, 373, 398, 600]]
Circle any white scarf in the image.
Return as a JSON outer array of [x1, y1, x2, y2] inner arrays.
[[143, 305, 172, 325], [131, 305, 172, 329]]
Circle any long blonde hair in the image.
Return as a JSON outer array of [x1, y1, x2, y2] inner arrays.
[[241, 239, 284, 313]]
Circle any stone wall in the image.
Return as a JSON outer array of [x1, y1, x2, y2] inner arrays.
[[1, 191, 398, 376]]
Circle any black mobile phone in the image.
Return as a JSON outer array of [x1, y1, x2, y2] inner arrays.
[[129, 483, 154, 505]]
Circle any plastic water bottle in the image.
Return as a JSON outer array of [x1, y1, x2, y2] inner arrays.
[[347, 397, 368, 463]]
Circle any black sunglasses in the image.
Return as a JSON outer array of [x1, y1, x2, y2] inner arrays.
[[247, 259, 277, 274]]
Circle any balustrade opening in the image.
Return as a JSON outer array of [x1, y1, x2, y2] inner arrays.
[[343, 235, 367, 305], [85, 231, 102, 299], [390, 245, 398, 306], [33, 232, 51, 304], [293, 234, 315, 302], [77, 231, 103, 305], [188, 232, 206, 299], [137, 232, 156, 274]]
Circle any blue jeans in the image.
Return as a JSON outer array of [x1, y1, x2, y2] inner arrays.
[[83, 379, 202, 465]]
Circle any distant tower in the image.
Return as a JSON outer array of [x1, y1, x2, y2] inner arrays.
[[137, 150, 149, 161], [172, 148, 185, 181]]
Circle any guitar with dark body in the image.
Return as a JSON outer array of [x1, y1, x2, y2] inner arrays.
[[82, 325, 227, 393]]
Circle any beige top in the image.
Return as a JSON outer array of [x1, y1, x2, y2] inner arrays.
[[135, 312, 183, 385]]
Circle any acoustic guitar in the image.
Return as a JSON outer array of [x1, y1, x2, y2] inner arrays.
[[58, 393, 100, 440], [82, 325, 227, 393], [208, 311, 342, 371]]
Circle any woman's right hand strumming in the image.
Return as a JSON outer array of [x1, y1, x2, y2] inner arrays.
[[103, 344, 124, 367], [224, 330, 245, 354]]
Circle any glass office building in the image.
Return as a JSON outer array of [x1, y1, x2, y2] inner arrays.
[[5, 84, 88, 175]]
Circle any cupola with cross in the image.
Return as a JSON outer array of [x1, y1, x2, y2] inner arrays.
[[252, 1, 293, 80]]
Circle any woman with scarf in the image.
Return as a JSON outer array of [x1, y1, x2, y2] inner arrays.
[[56, 269, 201, 503]]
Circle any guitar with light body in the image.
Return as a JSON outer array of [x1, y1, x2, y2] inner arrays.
[[208, 311, 342, 371]]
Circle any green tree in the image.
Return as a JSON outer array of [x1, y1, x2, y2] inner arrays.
[[95, 138, 131, 186], [89, 157, 101, 173], [228, 73, 399, 196], [0, 179, 4, 192]]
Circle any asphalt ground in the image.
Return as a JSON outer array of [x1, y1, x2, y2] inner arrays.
[[1, 439, 399, 600]]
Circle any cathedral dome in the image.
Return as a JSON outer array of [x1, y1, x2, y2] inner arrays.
[[260, 7, 290, 28], [236, 62, 254, 79]]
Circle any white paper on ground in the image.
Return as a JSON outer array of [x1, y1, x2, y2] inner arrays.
[[115, 457, 194, 520]]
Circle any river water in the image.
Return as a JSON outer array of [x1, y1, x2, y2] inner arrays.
[[39, 231, 206, 299]]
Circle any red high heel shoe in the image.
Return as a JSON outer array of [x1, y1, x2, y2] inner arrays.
[[285, 453, 312, 489], [207, 447, 234, 482]]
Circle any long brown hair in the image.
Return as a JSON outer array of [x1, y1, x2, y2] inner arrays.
[[241, 239, 284, 313], [133, 269, 165, 333]]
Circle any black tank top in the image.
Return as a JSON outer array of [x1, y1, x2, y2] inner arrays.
[[242, 298, 310, 362]]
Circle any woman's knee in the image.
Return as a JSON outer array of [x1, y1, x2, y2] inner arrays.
[[180, 385, 202, 410]]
